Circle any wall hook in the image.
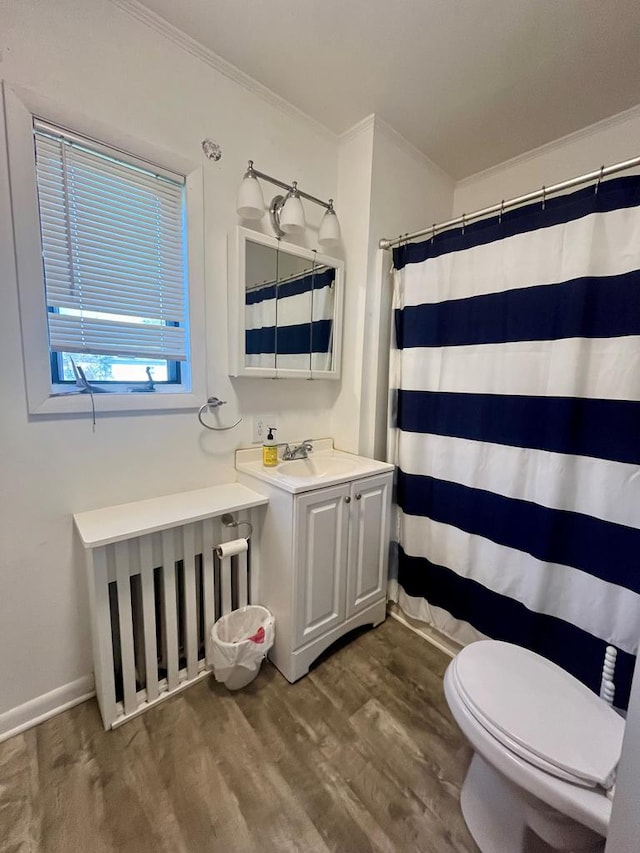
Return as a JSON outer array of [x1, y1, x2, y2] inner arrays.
[[197, 396, 242, 431]]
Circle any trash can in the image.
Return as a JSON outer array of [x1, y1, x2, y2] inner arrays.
[[207, 605, 275, 690]]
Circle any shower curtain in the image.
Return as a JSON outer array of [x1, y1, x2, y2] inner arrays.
[[388, 175, 640, 708], [245, 266, 335, 370]]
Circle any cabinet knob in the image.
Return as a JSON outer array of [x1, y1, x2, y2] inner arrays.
[[344, 496, 351, 504], [355, 493, 362, 500]]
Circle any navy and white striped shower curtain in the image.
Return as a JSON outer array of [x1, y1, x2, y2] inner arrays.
[[388, 176, 640, 708]]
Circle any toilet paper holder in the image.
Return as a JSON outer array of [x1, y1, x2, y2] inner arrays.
[[221, 512, 253, 541]]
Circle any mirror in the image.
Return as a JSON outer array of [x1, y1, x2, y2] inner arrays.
[[229, 227, 344, 379]]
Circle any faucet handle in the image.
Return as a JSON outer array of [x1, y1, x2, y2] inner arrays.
[[302, 439, 313, 452]]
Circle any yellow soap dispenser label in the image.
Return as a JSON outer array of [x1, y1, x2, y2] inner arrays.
[[263, 426, 278, 468], [263, 445, 278, 467]]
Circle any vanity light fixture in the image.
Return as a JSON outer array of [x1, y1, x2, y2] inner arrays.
[[236, 161, 266, 220], [279, 181, 305, 234], [318, 200, 341, 247], [236, 160, 341, 245]]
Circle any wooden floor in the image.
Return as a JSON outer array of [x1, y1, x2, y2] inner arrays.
[[0, 617, 478, 853]]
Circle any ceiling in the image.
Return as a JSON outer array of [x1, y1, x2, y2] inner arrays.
[[136, 0, 640, 179]]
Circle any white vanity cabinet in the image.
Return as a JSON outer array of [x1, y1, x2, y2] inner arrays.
[[294, 473, 391, 650], [236, 448, 393, 683]]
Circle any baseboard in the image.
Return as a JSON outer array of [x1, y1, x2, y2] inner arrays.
[[388, 602, 462, 659], [0, 675, 95, 743]]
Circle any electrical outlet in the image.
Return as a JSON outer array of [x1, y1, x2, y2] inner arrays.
[[253, 414, 276, 444]]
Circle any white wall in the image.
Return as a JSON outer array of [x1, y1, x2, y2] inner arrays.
[[365, 119, 454, 459], [453, 105, 640, 214], [606, 653, 640, 852], [330, 115, 455, 459], [0, 0, 342, 730], [329, 118, 375, 453], [0, 0, 452, 734]]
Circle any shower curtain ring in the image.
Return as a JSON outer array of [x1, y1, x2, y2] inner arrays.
[[542, 186, 546, 210], [595, 165, 605, 194], [461, 213, 466, 235], [499, 200, 504, 224], [431, 224, 436, 244]]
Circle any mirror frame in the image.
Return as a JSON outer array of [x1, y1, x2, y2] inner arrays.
[[228, 226, 344, 380]]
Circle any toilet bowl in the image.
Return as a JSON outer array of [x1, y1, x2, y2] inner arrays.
[[444, 641, 624, 853]]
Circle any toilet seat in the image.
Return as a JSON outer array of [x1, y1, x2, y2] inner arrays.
[[451, 641, 624, 789], [449, 664, 596, 786]]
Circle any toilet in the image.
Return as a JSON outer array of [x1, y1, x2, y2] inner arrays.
[[444, 641, 625, 853]]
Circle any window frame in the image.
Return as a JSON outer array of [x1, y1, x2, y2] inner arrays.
[[2, 81, 206, 415]]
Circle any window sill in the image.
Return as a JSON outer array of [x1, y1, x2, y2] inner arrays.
[[30, 389, 203, 416]]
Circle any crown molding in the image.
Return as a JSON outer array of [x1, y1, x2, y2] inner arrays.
[[338, 114, 376, 146], [372, 115, 453, 183], [339, 114, 453, 183], [108, 0, 337, 143], [457, 102, 640, 189]]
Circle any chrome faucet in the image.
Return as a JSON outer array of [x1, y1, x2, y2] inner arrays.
[[282, 440, 314, 460]]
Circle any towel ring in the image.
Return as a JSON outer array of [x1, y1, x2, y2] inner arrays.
[[197, 397, 242, 431]]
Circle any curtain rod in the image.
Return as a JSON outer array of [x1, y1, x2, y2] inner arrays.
[[246, 263, 331, 293], [378, 155, 640, 251]]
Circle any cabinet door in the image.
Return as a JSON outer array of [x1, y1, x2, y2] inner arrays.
[[293, 483, 349, 648], [346, 473, 392, 619]]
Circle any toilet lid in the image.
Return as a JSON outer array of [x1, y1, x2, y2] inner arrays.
[[453, 641, 624, 788]]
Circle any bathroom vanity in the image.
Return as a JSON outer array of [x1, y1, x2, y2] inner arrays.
[[236, 440, 394, 681]]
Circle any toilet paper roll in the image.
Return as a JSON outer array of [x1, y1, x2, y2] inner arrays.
[[215, 538, 248, 559]]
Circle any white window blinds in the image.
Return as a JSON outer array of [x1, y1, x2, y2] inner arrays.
[[33, 120, 188, 362]]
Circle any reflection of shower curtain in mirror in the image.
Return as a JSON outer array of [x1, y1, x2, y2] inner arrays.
[[245, 267, 335, 370], [388, 176, 640, 709]]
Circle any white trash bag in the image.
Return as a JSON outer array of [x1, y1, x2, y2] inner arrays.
[[207, 605, 275, 690]]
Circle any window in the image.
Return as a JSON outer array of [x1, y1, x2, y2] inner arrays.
[[3, 83, 205, 415], [34, 121, 188, 392]]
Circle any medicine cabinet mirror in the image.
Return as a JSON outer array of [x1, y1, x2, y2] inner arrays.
[[228, 227, 344, 379]]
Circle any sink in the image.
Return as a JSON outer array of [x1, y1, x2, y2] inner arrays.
[[276, 455, 364, 479], [235, 440, 395, 494]]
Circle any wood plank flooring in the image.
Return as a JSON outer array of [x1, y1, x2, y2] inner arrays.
[[0, 616, 478, 853]]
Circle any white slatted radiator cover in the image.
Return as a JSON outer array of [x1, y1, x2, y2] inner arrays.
[[74, 484, 268, 730]]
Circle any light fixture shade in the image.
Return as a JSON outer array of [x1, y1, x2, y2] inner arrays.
[[280, 193, 305, 233], [318, 207, 341, 246], [237, 174, 265, 220]]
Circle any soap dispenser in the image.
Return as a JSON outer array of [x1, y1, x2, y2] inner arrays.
[[263, 426, 278, 467]]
